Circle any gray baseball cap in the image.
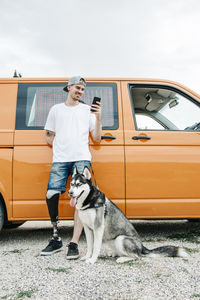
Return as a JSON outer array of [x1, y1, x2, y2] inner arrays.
[[63, 76, 86, 92]]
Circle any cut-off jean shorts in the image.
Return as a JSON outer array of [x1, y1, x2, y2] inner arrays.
[[47, 160, 91, 193]]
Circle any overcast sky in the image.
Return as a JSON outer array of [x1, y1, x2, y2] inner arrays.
[[1, 0, 200, 94]]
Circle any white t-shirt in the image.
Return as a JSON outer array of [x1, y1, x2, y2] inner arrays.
[[44, 102, 96, 162]]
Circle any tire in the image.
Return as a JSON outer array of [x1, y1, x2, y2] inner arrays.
[[3, 221, 25, 229], [0, 201, 5, 231]]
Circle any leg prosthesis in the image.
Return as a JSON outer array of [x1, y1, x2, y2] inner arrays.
[[46, 190, 61, 239]]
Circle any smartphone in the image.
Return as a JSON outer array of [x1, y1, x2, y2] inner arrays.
[[91, 97, 101, 112]]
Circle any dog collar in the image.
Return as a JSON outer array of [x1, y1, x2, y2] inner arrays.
[[79, 204, 90, 211], [94, 203, 104, 208], [80, 203, 104, 210]]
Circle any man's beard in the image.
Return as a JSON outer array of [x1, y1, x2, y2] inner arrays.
[[72, 94, 81, 102]]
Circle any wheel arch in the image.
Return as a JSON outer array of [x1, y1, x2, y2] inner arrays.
[[0, 193, 8, 223]]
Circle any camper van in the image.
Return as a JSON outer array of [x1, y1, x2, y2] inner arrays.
[[0, 77, 200, 231]]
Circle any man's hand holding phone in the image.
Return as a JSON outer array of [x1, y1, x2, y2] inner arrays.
[[91, 97, 101, 121]]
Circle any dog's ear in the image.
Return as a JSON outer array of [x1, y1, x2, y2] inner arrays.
[[72, 166, 78, 177], [83, 167, 91, 180]]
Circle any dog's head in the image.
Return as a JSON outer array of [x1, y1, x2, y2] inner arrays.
[[69, 167, 92, 209]]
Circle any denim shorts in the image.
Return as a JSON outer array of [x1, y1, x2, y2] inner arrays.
[[47, 160, 91, 192]]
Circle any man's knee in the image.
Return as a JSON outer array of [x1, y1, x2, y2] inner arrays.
[[46, 190, 61, 199]]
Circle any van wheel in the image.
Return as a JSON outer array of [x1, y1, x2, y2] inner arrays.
[[3, 221, 25, 229], [0, 201, 5, 231]]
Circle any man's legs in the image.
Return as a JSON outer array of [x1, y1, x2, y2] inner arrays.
[[41, 162, 70, 256], [41, 160, 91, 258]]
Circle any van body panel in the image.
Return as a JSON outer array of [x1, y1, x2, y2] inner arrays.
[[0, 84, 17, 147], [125, 145, 200, 197], [0, 149, 13, 219], [0, 83, 17, 131], [123, 199, 200, 219], [14, 130, 47, 145], [0, 131, 14, 146]]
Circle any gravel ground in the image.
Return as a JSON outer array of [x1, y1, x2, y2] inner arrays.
[[0, 219, 200, 300]]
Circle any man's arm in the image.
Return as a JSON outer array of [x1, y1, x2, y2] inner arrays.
[[45, 130, 55, 145], [90, 102, 102, 142]]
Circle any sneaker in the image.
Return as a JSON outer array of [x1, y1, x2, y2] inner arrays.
[[40, 238, 63, 256], [66, 242, 79, 260]]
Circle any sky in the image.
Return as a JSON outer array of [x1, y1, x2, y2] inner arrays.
[[1, 0, 200, 94]]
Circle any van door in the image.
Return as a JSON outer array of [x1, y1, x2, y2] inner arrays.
[[122, 81, 200, 219], [13, 81, 125, 220]]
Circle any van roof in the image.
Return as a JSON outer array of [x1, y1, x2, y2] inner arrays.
[[0, 77, 199, 98]]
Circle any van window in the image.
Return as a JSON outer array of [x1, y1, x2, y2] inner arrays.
[[135, 114, 165, 130], [16, 83, 118, 130], [129, 85, 200, 131]]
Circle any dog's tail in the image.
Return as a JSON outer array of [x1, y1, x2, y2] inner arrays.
[[142, 245, 188, 258]]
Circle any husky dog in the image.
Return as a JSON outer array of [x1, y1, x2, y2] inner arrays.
[[69, 167, 188, 264]]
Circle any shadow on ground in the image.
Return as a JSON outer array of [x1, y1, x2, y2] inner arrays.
[[1, 219, 200, 244], [0, 221, 75, 243]]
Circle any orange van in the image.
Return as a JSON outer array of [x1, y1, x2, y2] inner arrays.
[[0, 77, 200, 231]]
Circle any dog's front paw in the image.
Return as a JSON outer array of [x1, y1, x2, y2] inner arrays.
[[85, 258, 97, 264], [80, 256, 86, 261], [80, 255, 90, 261]]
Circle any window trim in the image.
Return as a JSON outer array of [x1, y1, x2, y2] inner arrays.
[[128, 83, 200, 132], [16, 82, 119, 130]]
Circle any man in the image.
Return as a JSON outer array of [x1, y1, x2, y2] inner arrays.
[[41, 76, 102, 258]]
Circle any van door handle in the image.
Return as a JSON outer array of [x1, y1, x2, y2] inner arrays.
[[101, 136, 116, 140], [132, 136, 151, 140]]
